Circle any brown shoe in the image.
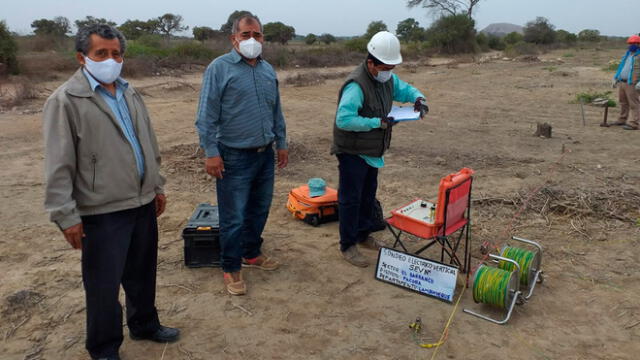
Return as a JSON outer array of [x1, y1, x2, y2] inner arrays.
[[342, 246, 368, 267], [242, 255, 279, 271], [358, 236, 382, 251], [223, 271, 246, 295]]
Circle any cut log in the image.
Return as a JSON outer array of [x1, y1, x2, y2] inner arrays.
[[534, 122, 552, 138]]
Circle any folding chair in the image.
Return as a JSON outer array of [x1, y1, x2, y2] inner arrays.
[[386, 168, 474, 276]]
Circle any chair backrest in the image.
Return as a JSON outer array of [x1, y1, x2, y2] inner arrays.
[[434, 168, 474, 229]]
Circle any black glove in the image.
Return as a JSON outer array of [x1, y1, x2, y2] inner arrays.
[[414, 97, 429, 118], [380, 116, 396, 129]]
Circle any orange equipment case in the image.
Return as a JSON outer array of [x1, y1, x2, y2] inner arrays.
[[389, 168, 475, 238], [286, 185, 339, 226]]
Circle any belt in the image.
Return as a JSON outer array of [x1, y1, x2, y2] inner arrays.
[[226, 142, 273, 153]]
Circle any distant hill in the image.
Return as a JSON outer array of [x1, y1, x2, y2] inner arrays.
[[481, 23, 524, 37]]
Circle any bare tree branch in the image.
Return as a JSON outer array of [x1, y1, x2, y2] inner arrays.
[[407, 0, 481, 18]]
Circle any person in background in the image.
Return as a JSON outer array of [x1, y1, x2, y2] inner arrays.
[[331, 31, 428, 267], [195, 14, 288, 295], [43, 24, 179, 360], [612, 35, 640, 130]]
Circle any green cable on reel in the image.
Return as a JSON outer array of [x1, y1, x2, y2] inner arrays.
[[472, 265, 513, 309], [498, 246, 539, 287]]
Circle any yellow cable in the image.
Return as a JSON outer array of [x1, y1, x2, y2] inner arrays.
[[411, 284, 466, 354], [432, 285, 465, 359]]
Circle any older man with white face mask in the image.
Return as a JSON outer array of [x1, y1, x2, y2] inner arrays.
[[196, 13, 288, 296], [43, 24, 179, 360]]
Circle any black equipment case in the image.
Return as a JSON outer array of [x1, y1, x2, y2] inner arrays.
[[182, 203, 221, 268]]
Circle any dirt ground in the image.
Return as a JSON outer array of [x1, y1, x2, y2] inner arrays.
[[1, 47, 639, 360]]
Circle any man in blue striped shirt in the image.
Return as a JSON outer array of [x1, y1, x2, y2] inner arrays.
[[195, 14, 288, 296]]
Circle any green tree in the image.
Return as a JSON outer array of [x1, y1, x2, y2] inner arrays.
[[396, 18, 426, 42], [74, 16, 116, 30], [318, 33, 336, 44], [407, 0, 482, 18], [364, 21, 388, 40], [503, 31, 523, 45], [220, 10, 253, 34], [556, 29, 577, 44], [425, 14, 477, 53], [31, 16, 71, 37], [193, 26, 221, 41], [157, 13, 188, 40], [305, 33, 317, 45], [0, 21, 19, 75], [523, 17, 556, 44], [118, 19, 160, 40], [263, 22, 295, 45], [487, 34, 505, 50], [578, 29, 600, 42]]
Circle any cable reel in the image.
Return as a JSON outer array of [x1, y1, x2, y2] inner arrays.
[[463, 254, 523, 324], [499, 236, 544, 300]]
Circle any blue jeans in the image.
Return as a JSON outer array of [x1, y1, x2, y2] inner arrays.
[[216, 143, 275, 272], [337, 153, 378, 252]]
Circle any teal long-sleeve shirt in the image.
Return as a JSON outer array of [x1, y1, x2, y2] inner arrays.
[[336, 74, 425, 168]]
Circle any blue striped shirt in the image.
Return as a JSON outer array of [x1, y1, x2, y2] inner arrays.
[[82, 68, 145, 179], [195, 49, 287, 157]]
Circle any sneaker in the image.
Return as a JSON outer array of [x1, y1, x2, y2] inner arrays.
[[358, 236, 382, 251], [622, 125, 638, 130], [342, 246, 368, 267], [242, 255, 280, 271], [223, 271, 246, 295]]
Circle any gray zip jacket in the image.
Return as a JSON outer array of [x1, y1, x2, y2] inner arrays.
[[43, 68, 165, 230]]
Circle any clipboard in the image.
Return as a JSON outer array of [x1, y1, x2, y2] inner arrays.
[[388, 105, 420, 122]]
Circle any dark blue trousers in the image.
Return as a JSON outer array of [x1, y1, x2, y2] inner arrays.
[[337, 153, 378, 252], [81, 201, 160, 359], [216, 144, 274, 273]]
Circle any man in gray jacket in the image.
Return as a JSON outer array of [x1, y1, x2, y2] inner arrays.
[[43, 24, 178, 360]]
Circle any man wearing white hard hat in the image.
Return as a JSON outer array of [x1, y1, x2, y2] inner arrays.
[[331, 31, 428, 267], [612, 35, 640, 130]]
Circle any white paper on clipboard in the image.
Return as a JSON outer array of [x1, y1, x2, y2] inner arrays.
[[388, 105, 420, 122]]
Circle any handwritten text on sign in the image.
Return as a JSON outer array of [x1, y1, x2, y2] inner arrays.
[[375, 247, 458, 302]]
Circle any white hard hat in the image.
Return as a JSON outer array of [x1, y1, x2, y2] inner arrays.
[[367, 31, 403, 65]]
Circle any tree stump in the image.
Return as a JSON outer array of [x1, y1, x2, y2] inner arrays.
[[534, 122, 552, 138]]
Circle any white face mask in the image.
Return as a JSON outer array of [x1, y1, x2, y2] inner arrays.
[[237, 38, 262, 59], [375, 70, 393, 83], [84, 56, 123, 84]]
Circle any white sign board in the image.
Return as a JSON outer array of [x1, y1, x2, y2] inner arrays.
[[375, 247, 458, 303]]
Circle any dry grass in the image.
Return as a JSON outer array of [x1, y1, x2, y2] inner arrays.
[[284, 70, 350, 87], [0, 78, 38, 109]]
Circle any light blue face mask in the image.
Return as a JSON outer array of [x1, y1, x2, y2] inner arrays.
[[375, 70, 393, 83]]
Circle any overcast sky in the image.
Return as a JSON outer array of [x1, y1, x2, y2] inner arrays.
[[3, 0, 639, 37]]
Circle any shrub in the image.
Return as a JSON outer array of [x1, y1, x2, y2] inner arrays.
[[504, 32, 523, 45], [487, 34, 506, 51], [575, 90, 616, 107], [476, 33, 489, 52], [578, 29, 601, 42], [0, 77, 38, 109], [425, 14, 477, 54], [170, 41, 218, 61], [343, 37, 368, 53], [523, 17, 556, 44], [305, 34, 317, 45], [556, 30, 577, 44], [0, 21, 19, 75], [504, 41, 539, 57]]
